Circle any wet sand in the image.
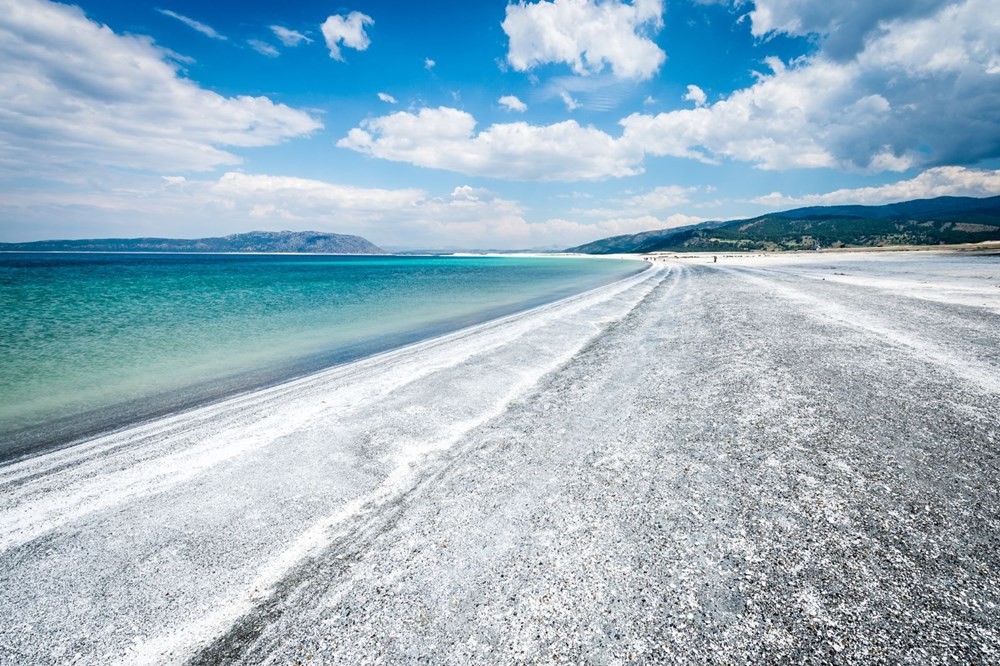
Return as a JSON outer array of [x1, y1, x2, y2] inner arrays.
[[1, 252, 998, 664]]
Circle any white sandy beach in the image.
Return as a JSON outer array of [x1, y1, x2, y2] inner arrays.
[[1, 251, 998, 664]]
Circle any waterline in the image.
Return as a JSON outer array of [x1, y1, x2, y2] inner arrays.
[[0, 253, 644, 460]]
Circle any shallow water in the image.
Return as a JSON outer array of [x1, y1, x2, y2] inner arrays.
[[0, 252, 643, 458]]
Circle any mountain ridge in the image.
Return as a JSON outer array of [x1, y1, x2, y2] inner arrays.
[[0, 230, 385, 254], [565, 195, 1000, 254]]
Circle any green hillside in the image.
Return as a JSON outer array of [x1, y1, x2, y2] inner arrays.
[[565, 196, 1000, 254]]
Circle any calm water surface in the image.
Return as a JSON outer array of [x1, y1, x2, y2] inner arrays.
[[0, 253, 643, 459]]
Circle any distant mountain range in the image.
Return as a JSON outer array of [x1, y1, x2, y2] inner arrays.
[[6, 197, 999, 256], [565, 195, 1000, 254], [0, 231, 385, 254]]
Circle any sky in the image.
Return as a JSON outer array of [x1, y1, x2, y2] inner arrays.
[[1, 0, 999, 249]]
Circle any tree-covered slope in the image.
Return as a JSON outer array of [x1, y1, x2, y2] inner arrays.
[[566, 196, 1000, 253]]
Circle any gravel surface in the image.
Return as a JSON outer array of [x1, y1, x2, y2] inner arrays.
[[2, 252, 998, 665]]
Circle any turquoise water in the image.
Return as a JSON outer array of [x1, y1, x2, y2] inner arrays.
[[0, 253, 643, 458]]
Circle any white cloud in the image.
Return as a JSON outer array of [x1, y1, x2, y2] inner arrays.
[[752, 166, 1000, 208], [337, 107, 643, 181], [203, 174, 706, 248], [621, 0, 1000, 172], [209, 172, 425, 212], [340, 2, 1000, 181], [683, 84, 707, 107], [621, 59, 850, 169], [624, 185, 696, 210], [247, 39, 279, 57], [377, 92, 398, 104], [450, 185, 494, 200], [559, 91, 580, 111], [0, 0, 322, 174], [1, 165, 714, 249], [156, 9, 226, 40], [748, 0, 956, 60], [424, 57, 436, 70], [337, 0, 1000, 182], [502, 0, 666, 80], [321, 11, 373, 61], [577, 185, 696, 218], [498, 95, 527, 112], [270, 25, 312, 47], [205, 173, 527, 242], [0, 171, 543, 248]]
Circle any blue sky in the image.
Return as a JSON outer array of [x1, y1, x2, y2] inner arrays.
[[1, 0, 999, 249]]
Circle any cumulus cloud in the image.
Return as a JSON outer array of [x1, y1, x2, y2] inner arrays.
[[207, 173, 520, 234], [321, 11, 373, 61], [0, 164, 713, 248], [498, 95, 527, 112], [209, 172, 425, 213], [621, 0, 1000, 172], [502, 0, 666, 80], [577, 185, 696, 218], [270, 25, 312, 47], [377, 92, 398, 104], [748, 0, 957, 60], [247, 39, 279, 57], [424, 57, 436, 70], [156, 8, 226, 40], [0, 171, 545, 248], [752, 166, 1000, 207], [340, 2, 999, 180], [683, 84, 706, 107], [209, 174, 704, 248], [199, 175, 706, 247], [450, 185, 494, 200], [620, 59, 851, 169], [623, 185, 696, 210], [0, 0, 322, 174], [338, 106, 643, 181]]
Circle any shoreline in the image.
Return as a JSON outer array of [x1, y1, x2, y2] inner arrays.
[[0, 257, 648, 465], [1, 253, 997, 663], [0, 263, 668, 663]]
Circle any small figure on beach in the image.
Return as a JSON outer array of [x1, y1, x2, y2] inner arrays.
[[713, 256, 717, 263]]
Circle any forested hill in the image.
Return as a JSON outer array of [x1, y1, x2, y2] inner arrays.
[[565, 196, 1000, 253]]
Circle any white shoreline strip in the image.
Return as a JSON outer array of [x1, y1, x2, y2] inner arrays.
[[118, 264, 667, 665], [0, 265, 665, 665], [0, 266, 657, 551]]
